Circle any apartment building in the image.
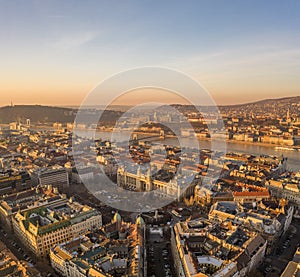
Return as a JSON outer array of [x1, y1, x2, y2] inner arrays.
[[171, 218, 267, 277], [0, 185, 66, 231], [50, 215, 146, 277], [31, 166, 69, 189], [12, 198, 102, 258]]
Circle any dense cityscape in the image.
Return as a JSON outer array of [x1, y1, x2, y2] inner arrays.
[[0, 99, 299, 277], [1, 1, 300, 276]]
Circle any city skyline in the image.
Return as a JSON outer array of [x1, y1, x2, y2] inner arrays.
[[4, 94, 300, 108], [1, 1, 300, 106]]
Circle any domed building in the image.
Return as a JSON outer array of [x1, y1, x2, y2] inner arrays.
[[112, 211, 122, 230], [112, 211, 122, 223], [136, 215, 145, 227]]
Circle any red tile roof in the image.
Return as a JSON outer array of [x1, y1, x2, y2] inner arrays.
[[233, 191, 270, 197]]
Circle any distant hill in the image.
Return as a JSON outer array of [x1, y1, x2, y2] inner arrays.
[[0, 96, 299, 124], [171, 96, 300, 117], [0, 105, 76, 124], [0, 105, 123, 125], [221, 96, 300, 108], [219, 96, 300, 117]]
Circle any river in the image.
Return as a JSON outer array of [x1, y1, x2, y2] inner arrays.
[[89, 131, 299, 172], [32, 127, 299, 171]]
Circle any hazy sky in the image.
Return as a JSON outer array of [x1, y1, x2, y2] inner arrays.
[[0, 0, 299, 106]]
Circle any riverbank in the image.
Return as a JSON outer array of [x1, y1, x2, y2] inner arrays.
[[127, 130, 300, 151], [225, 139, 300, 150], [25, 124, 300, 151]]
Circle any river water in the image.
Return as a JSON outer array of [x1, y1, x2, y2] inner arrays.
[[89, 131, 299, 172]]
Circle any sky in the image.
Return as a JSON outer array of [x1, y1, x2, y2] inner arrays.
[[0, 0, 299, 106]]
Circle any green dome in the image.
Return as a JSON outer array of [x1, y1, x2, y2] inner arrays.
[[113, 212, 122, 223], [136, 215, 145, 226]]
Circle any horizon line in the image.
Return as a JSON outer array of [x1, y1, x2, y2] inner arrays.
[[2, 95, 299, 109]]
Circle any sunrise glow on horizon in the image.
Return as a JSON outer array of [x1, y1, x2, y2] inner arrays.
[[1, 1, 299, 106]]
